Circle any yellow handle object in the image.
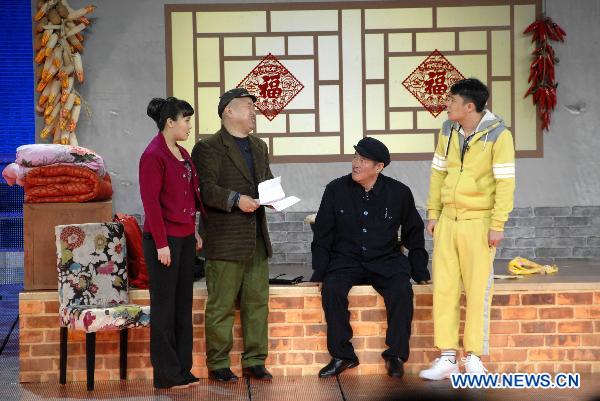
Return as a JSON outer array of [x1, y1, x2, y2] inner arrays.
[[508, 257, 558, 275]]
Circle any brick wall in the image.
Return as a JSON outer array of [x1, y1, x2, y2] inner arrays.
[[265, 206, 600, 266], [133, 206, 600, 266], [19, 285, 600, 383]]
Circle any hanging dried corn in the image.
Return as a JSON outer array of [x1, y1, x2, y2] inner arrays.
[[33, 0, 95, 145]]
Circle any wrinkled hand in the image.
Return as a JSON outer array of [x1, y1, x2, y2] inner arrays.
[[157, 246, 171, 267], [488, 229, 504, 248], [195, 231, 203, 251], [426, 219, 437, 237], [238, 195, 260, 213]]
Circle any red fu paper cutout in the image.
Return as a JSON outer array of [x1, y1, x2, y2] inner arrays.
[[237, 53, 305, 121], [402, 49, 465, 117]]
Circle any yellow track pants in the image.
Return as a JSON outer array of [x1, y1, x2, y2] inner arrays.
[[432, 213, 496, 356]]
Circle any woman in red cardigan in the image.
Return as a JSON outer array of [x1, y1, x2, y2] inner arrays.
[[139, 97, 206, 389]]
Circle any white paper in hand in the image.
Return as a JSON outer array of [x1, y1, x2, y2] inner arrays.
[[269, 196, 300, 211], [257, 177, 300, 211], [258, 176, 286, 204]]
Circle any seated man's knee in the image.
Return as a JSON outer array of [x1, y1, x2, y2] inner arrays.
[[322, 275, 350, 300]]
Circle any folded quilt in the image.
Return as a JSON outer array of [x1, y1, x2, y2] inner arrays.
[[3, 162, 107, 187], [15, 144, 106, 175], [24, 165, 113, 203]]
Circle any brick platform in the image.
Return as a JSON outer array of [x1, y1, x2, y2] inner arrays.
[[19, 273, 600, 383]]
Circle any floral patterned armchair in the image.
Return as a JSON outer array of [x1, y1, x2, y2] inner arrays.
[[55, 222, 150, 390]]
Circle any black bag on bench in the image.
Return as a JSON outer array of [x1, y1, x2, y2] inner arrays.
[[269, 274, 304, 285]]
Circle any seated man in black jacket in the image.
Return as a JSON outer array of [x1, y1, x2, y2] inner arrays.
[[310, 137, 430, 379]]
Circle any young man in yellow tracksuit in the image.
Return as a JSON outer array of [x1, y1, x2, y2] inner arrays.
[[420, 78, 515, 380]]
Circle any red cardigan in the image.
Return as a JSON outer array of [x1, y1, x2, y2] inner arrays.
[[139, 133, 206, 249]]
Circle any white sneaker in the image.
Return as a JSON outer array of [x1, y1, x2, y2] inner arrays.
[[419, 357, 460, 380], [462, 355, 488, 374]]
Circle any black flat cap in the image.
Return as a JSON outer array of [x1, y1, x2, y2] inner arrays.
[[353, 137, 391, 167], [218, 88, 257, 118]]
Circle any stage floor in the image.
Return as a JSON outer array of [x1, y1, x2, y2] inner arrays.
[[1, 370, 599, 401]]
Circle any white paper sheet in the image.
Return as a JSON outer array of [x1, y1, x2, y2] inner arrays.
[[268, 196, 300, 212], [258, 177, 286, 204], [256, 177, 300, 211]]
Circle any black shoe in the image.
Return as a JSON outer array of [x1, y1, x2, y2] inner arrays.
[[153, 380, 191, 390], [385, 357, 405, 378], [243, 365, 273, 381], [208, 368, 238, 382], [318, 357, 359, 378], [186, 375, 201, 386]]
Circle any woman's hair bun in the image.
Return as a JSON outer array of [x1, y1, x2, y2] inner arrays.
[[146, 96, 194, 131], [146, 97, 167, 123]]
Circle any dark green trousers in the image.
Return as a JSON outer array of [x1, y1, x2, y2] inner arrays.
[[205, 239, 269, 370]]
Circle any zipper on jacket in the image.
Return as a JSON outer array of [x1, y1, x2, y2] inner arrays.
[[454, 129, 475, 220], [451, 128, 461, 220], [460, 133, 475, 172]]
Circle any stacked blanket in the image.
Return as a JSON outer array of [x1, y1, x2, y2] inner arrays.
[[2, 144, 112, 203], [24, 165, 113, 203]]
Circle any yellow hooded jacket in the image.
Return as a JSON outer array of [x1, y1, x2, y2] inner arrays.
[[427, 111, 515, 231]]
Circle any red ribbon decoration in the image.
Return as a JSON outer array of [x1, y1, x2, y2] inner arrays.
[[523, 16, 566, 131]]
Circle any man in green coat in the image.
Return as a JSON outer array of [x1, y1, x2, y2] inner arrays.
[[191, 88, 273, 382]]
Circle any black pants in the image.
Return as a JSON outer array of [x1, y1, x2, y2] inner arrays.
[[143, 233, 195, 388], [321, 267, 414, 362]]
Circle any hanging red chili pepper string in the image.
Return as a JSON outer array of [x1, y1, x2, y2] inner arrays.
[[523, 16, 566, 130]]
